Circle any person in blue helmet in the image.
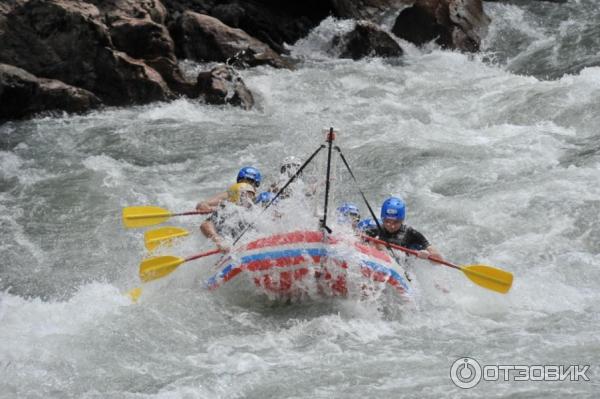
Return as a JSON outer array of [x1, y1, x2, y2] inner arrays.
[[336, 202, 361, 230], [366, 197, 442, 260], [357, 218, 380, 232], [196, 166, 262, 213], [255, 191, 277, 207]]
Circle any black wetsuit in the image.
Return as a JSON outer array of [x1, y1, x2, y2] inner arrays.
[[366, 224, 430, 250]]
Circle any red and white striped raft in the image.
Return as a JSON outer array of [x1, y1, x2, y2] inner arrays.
[[206, 230, 411, 301]]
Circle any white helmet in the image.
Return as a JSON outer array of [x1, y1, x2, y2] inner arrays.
[[281, 156, 301, 176]]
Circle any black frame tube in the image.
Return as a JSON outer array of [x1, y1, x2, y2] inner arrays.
[[320, 127, 335, 232]]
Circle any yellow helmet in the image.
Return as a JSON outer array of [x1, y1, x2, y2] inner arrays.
[[227, 182, 256, 203]]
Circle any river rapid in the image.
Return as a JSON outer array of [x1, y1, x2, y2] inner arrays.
[[1, 1, 599, 398]]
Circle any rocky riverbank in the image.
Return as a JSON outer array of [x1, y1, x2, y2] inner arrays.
[[0, 0, 490, 121]]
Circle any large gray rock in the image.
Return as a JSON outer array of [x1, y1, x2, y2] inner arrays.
[[0, 63, 100, 120], [196, 64, 254, 110], [332, 21, 403, 60], [0, 0, 173, 105], [392, 0, 490, 52], [174, 11, 290, 68]]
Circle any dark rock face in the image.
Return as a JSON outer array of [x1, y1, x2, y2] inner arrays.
[[94, 1, 195, 99], [173, 11, 290, 68], [196, 64, 254, 110], [0, 0, 173, 105], [0, 63, 100, 120], [90, 0, 168, 25], [109, 17, 176, 61], [392, 0, 490, 52], [165, 0, 331, 54], [0, 0, 110, 86], [94, 49, 173, 105], [0, 0, 493, 121], [330, 0, 411, 21], [333, 21, 403, 60], [145, 56, 197, 98], [449, 0, 491, 52]]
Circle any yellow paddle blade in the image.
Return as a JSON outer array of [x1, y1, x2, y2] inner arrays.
[[144, 226, 189, 251], [127, 287, 142, 303], [139, 255, 185, 282], [461, 264, 514, 294], [122, 206, 171, 228]]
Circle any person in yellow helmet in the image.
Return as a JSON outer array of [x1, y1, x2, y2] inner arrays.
[[196, 166, 262, 213], [200, 182, 256, 252]]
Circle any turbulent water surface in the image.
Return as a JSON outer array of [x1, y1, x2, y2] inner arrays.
[[1, 1, 600, 398]]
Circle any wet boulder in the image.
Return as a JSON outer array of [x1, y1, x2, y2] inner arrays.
[[0, 0, 173, 105], [196, 64, 254, 110], [163, 1, 329, 55], [332, 21, 403, 60], [89, 0, 168, 25], [109, 17, 176, 61], [0, 0, 109, 85], [173, 11, 290, 68], [145, 56, 197, 98], [0, 63, 100, 120], [392, 0, 490, 52], [93, 1, 195, 98], [94, 49, 173, 105]]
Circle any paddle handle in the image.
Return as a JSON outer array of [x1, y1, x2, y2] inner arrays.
[[184, 248, 222, 263], [362, 235, 460, 270]]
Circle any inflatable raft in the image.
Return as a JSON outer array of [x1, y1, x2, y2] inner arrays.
[[206, 230, 411, 302]]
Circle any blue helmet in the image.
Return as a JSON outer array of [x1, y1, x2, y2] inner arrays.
[[237, 166, 262, 187], [381, 197, 405, 221], [255, 191, 277, 205], [336, 202, 360, 223], [357, 218, 380, 231]]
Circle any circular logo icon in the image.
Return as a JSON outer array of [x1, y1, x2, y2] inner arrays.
[[450, 357, 482, 389]]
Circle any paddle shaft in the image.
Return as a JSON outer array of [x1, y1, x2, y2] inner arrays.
[[125, 210, 208, 220], [184, 248, 223, 263], [139, 248, 224, 283], [362, 235, 460, 270], [174, 211, 208, 217]]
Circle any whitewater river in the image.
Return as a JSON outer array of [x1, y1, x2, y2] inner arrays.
[[1, 1, 599, 398]]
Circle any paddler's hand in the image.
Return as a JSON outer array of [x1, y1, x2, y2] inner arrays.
[[416, 250, 430, 259], [196, 202, 215, 213], [214, 237, 231, 253]]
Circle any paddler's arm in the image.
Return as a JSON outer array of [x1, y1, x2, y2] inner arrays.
[[196, 192, 228, 213], [200, 219, 230, 252], [408, 228, 443, 261], [362, 228, 380, 247], [417, 245, 443, 261]]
